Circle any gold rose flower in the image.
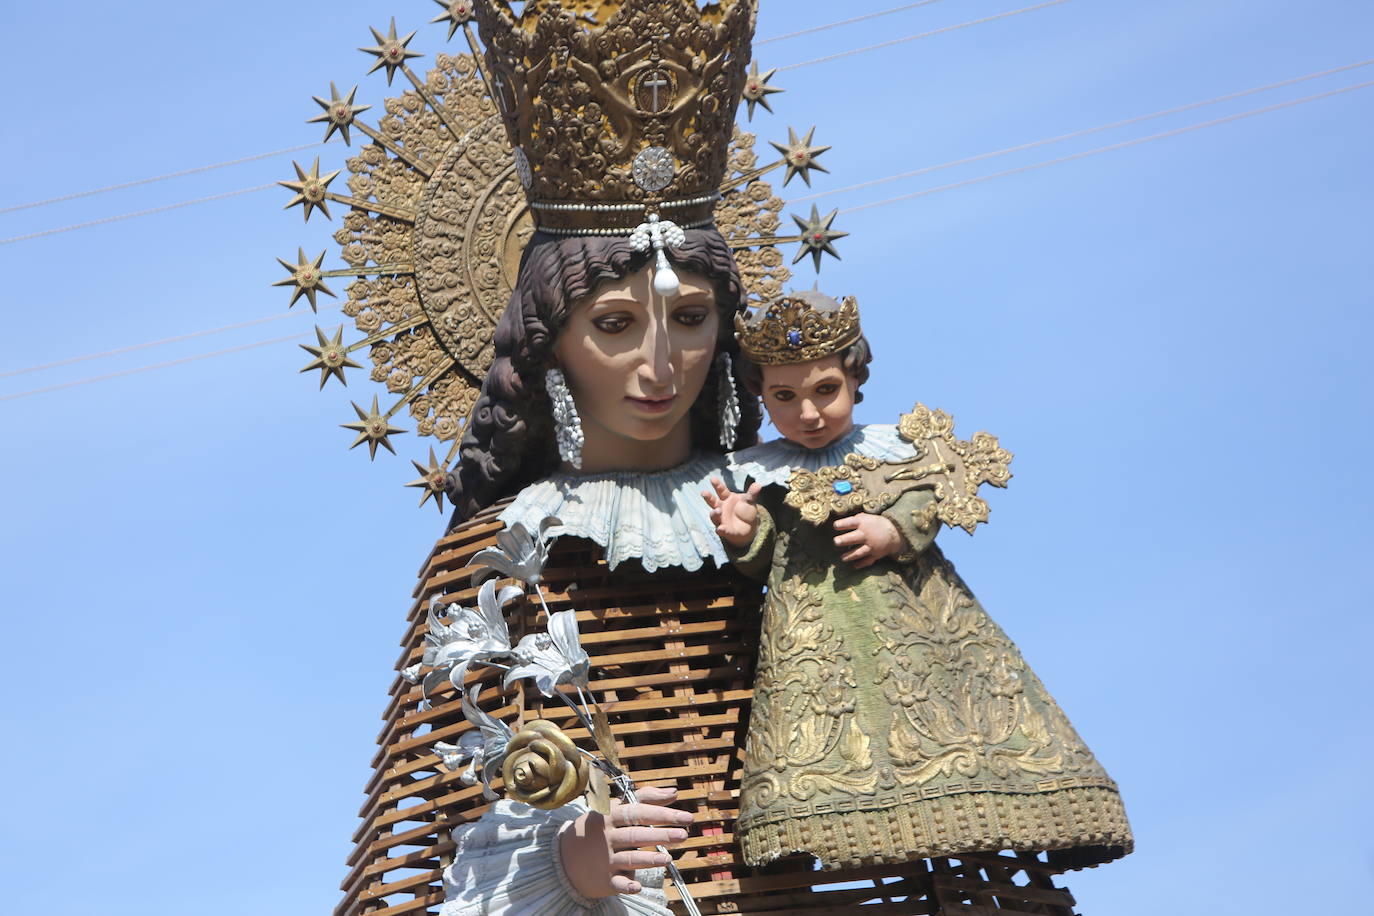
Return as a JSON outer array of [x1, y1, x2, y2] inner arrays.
[[501, 720, 589, 810]]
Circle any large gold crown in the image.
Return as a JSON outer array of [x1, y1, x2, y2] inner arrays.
[[474, 0, 757, 233], [735, 292, 863, 365]]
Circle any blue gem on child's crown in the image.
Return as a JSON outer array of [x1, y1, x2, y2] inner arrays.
[[832, 480, 853, 495], [786, 328, 802, 346]]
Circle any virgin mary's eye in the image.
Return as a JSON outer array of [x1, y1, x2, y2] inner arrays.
[[771, 390, 796, 402], [592, 314, 632, 334], [815, 382, 840, 396], [672, 307, 709, 327]]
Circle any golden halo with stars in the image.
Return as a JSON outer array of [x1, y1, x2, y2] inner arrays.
[[274, 4, 844, 511]]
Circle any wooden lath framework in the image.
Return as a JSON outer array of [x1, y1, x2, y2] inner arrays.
[[335, 509, 1083, 915]]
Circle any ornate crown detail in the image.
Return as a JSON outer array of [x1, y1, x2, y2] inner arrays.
[[474, 0, 757, 234], [735, 293, 863, 365]]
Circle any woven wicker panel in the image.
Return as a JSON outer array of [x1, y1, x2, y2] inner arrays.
[[335, 509, 1081, 916]]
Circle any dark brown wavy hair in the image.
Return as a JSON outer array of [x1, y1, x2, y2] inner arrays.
[[447, 229, 762, 522]]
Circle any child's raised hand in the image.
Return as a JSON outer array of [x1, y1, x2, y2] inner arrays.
[[833, 512, 904, 569], [702, 477, 763, 548]]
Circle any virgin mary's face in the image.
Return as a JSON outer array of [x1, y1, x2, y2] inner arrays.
[[554, 264, 718, 468]]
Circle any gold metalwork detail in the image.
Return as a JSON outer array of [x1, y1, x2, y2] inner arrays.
[[277, 7, 849, 501], [502, 719, 590, 810], [342, 395, 406, 459], [406, 446, 450, 513], [273, 248, 337, 311], [279, 158, 340, 222], [735, 294, 861, 366], [474, 0, 756, 232], [743, 578, 879, 810], [742, 61, 783, 120], [309, 83, 371, 145], [359, 18, 423, 85], [792, 204, 847, 270], [430, 0, 475, 41], [785, 403, 1013, 535], [300, 324, 361, 389], [876, 562, 1094, 788], [770, 126, 830, 188]]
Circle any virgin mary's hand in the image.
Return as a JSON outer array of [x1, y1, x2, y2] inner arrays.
[[558, 786, 693, 898]]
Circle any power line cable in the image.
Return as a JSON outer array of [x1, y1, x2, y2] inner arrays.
[[791, 57, 1374, 204], [838, 78, 1374, 215], [0, 333, 310, 403], [3, 3, 1064, 233], [0, 141, 331, 216], [757, 0, 952, 45], [0, 185, 274, 246], [0, 305, 340, 380], [7, 74, 1366, 403], [777, 0, 1070, 72]]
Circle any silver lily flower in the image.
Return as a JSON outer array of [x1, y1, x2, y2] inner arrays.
[[400, 663, 423, 684], [461, 691, 515, 800], [421, 580, 522, 697], [504, 609, 591, 697], [468, 516, 561, 586], [433, 728, 486, 786]]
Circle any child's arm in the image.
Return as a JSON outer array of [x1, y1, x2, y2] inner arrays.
[[832, 488, 940, 570], [702, 477, 763, 548]]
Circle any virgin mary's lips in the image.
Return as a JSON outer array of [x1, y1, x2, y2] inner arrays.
[[625, 394, 676, 414]]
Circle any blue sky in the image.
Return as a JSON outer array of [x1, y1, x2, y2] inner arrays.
[[1, 1, 1371, 913]]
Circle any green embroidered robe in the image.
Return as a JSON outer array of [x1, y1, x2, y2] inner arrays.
[[729, 486, 1132, 870]]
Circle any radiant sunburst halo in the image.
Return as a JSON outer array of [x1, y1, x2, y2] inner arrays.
[[278, 22, 845, 504]]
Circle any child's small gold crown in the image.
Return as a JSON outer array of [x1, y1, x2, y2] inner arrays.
[[735, 293, 862, 365]]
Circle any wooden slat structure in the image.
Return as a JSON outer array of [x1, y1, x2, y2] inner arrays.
[[336, 508, 1083, 915]]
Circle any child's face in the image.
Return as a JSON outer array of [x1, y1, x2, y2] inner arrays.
[[759, 355, 859, 450]]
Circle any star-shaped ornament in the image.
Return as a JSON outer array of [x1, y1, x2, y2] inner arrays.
[[273, 248, 337, 310], [742, 61, 784, 120], [343, 396, 406, 459], [406, 446, 450, 513], [430, 0, 475, 41], [360, 18, 422, 85], [279, 158, 340, 222], [792, 205, 848, 271], [308, 82, 371, 144], [770, 126, 831, 187], [300, 325, 361, 389]]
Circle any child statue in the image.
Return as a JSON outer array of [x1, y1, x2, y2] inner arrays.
[[704, 291, 1132, 871]]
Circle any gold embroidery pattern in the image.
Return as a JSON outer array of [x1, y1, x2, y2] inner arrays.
[[875, 559, 1098, 788], [741, 577, 879, 814]]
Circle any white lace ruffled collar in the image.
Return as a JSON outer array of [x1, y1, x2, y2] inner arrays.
[[728, 423, 918, 488], [498, 454, 728, 573]]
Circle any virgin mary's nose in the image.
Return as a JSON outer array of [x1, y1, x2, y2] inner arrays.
[[635, 317, 676, 389]]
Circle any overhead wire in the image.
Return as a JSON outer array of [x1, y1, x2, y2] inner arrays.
[[7, 74, 1368, 402], [1, 0, 1059, 234], [837, 78, 1374, 215], [0, 140, 333, 216], [0, 333, 310, 403], [0, 305, 340, 380], [776, 0, 1070, 72], [0, 184, 274, 245], [756, 0, 952, 45], [791, 56, 1374, 205]]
